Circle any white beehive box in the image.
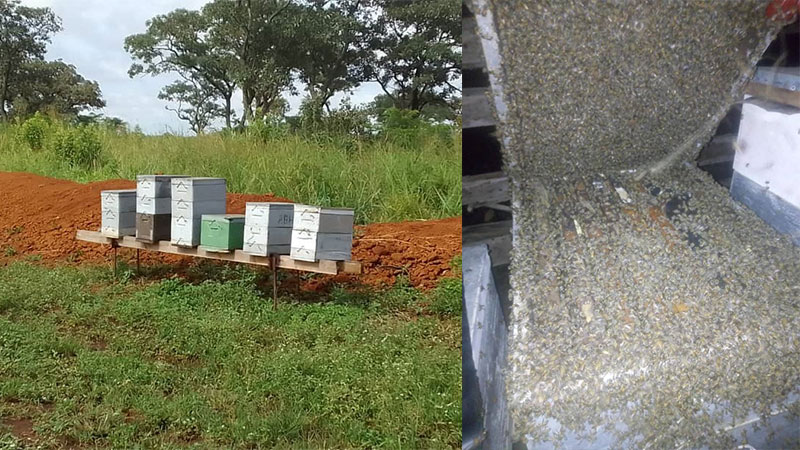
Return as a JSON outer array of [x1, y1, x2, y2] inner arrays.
[[101, 189, 137, 213], [171, 177, 227, 202], [292, 205, 354, 233], [100, 190, 137, 237], [242, 203, 294, 256], [245, 202, 294, 228], [171, 199, 226, 247], [168, 178, 227, 247], [243, 226, 292, 256], [137, 195, 172, 215], [137, 175, 189, 198], [171, 198, 227, 219], [171, 216, 200, 247], [290, 229, 353, 262]]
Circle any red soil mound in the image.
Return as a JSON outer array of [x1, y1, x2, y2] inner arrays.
[[0, 172, 461, 290]]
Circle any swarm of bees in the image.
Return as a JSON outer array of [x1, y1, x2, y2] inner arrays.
[[491, 1, 798, 447], [506, 167, 800, 447]]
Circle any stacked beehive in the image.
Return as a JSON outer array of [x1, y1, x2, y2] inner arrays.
[[243, 202, 294, 256], [171, 177, 227, 247], [200, 214, 246, 252], [136, 175, 188, 243], [100, 189, 137, 238], [290, 206, 354, 262]]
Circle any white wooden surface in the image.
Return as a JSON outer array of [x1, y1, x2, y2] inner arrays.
[[171, 216, 200, 247], [734, 97, 800, 210], [463, 243, 512, 450]]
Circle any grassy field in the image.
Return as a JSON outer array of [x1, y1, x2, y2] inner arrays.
[[0, 123, 461, 224], [0, 261, 462, 449]]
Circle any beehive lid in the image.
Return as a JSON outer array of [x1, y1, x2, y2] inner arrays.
[[137, 174, 190, 181], [491, 0, 781, 179], [101, 189, 136, 196], [247, 202, 293, 206], [294, 205, 354, 215], [172, 177, 226, 186], [202, 214, 245, 222]]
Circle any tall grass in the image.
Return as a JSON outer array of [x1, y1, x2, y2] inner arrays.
[[0, 122, 462, 224]]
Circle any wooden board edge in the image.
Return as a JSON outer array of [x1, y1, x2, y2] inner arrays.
[[76, 229, 361, 275]]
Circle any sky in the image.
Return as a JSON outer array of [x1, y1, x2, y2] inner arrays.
[[21, 0, 387, 134]]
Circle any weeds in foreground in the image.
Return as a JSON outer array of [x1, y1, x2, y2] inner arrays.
[[0, 262, 461, 448]]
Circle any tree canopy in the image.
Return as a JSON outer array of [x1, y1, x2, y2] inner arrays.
[[0, 0, 103, 120], [125, 0, 461, 133]]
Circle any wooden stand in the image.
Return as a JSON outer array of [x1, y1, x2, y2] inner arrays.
[[77, 229, 361, 308]]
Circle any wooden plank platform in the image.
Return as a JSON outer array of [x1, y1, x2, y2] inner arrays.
[[464, 88, 495, 128], [76, 230, 361, 275], [463, 171, 510, 210], [464, 17, 485, 70]]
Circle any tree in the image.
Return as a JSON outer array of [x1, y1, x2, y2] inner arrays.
[[203, 0, 296, 126], [0, 0, 61, 120], [367, 0, 460, 112], [11, 59, 104, 118], [293, 0, 373, 118], [124, 8, 237, 128], [158, 77, 225, 135]]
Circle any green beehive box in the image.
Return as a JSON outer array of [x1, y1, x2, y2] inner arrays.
[[200, 214, 245, 252]]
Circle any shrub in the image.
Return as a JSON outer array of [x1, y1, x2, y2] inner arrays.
[[247, 116, 288, 143], [19, 112, 49, 150], [52, 125, 104, 169], [379, 108, 424, 148]]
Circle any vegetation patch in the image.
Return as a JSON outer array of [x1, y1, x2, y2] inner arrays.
[[0, 262, 461, 448]]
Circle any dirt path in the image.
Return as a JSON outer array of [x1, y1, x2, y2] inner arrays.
[[0, 172, 461, 289]]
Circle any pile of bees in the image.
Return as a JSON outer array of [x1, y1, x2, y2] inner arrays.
[[491, 0, 800, 447], [508, 167, 800, 446]]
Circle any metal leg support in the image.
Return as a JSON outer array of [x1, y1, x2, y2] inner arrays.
[[271, 255, 278, 310], [112, 244, 118, 277]]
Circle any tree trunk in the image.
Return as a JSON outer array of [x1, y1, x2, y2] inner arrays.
[[224, 94, 232, 129], [242, 86, 253, 127], [0, 60, 11, 121]]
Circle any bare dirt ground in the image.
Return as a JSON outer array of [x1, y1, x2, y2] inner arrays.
[[0, 172, 461, 290]]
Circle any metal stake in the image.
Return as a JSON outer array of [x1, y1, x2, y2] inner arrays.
[[136, 248, 140, 275], [112, 244, 118, 277], [271, 255, 278, 310]]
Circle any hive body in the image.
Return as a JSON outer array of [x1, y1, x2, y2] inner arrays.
[[290, 205, 354, 261], [200, 214, 245, 252], [243, 203, 294, 256], [170, 178, 227, 247], [136, 175, 189, 243], [100, 190, 136, 237]]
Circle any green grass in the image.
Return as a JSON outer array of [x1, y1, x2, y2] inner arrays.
[[0, 123, 462, 224], [0, 262, 461, 449]]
